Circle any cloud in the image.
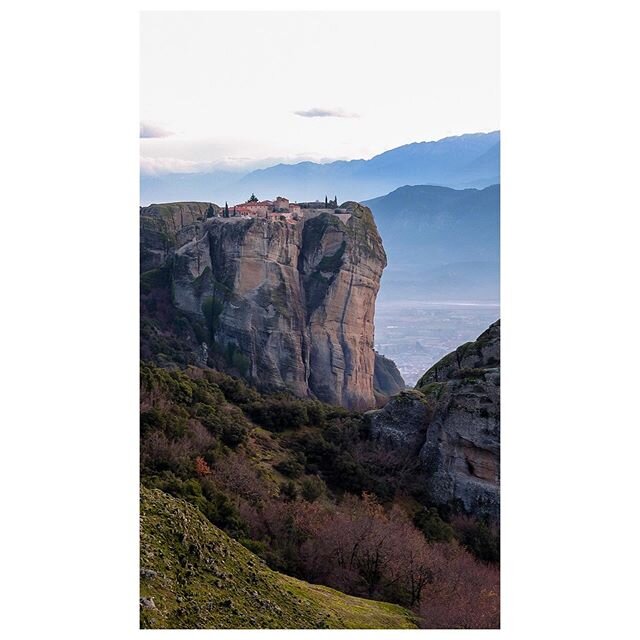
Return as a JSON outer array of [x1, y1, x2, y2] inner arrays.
[[293, 108, 359, 119], [140, 152, 348, 176], [140, 122, 174, 138], [140, 157, 219, 175]]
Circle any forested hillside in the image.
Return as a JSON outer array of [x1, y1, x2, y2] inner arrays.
[[140, 361, 499, 628]]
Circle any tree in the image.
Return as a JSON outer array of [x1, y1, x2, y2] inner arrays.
[[334, 195, 338, 207], [195, 456, 211, 477], [325, 195, 328, 206], [224, 202, 229, 218], [206, 203, 215, 218], [248, 193, 258, 203]]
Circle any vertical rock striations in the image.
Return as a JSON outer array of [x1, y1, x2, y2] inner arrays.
[[140, 201, 388, 410], [300, 203, 387, 409]]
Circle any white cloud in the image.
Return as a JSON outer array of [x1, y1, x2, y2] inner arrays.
[[140, 122, 174, 138], [140, 157, 219, 175], [140, 152, 348, 176], [293, 108, 360, 119], [141, 13, 498, 162]]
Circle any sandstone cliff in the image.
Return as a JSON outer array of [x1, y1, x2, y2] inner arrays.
[[373, 352, 406, 404], [140, 202, 219, 272], [140, 201, 389, 410], [368, 321, 500, 520]]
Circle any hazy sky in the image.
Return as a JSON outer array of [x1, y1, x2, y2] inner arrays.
[[140, 11, 499, 175]]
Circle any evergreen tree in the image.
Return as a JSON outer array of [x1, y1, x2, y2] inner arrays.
[[206, 203, 215, 219], [325, 195, 328, 206], [224, 202, 229, 218], [334, 195, 338, 207], [248, 193, 258, 203]]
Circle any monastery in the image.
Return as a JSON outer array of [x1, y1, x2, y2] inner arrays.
[[222, 195, 346, 224]]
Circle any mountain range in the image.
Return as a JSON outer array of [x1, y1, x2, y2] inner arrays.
[[140, 131, 500, 205], [365, 184, 500, 302]]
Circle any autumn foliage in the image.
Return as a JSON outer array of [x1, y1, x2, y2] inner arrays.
[[194, 456, 211, 477], [140, 363, 500, 628]]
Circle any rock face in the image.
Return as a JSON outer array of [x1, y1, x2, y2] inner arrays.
[[370, 321, 500, 520], [140, 202, 219, 272], [416, 320, 500, 520], [373, 352, 406, 404], [140, 201, 389, 410], [367, 390, 430, 451]]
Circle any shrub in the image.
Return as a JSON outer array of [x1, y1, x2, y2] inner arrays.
[[275, 458, 305, 478], [305, 401, 327, 427], [239, 537, 268, 557], [140, 407, 189, 440], [247, 397, 309, 432], [145, 472, 247, 538], [300, 476, 325, 502], [193, 403, 224, 437], [455, 519, 500, 564], [279, 480, 298, 501], [221, 422, 248, 448], [207, 370, 260, 405], [414, 507, 455, 542]]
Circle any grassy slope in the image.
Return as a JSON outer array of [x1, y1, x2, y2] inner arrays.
[[140, 486, 418, 629]]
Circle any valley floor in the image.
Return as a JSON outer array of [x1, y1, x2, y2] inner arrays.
[[375, 300, 499, 385]]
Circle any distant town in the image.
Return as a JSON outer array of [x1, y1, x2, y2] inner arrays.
[[211, 194, 350, 224]]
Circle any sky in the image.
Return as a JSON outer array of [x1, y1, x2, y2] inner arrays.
[[140, 11, 499, 175]]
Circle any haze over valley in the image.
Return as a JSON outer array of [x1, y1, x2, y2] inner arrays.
[[140, 12, 500, 629], [365, 179, 500, 383], [141, 131, 499, 205], [142, 132, 500, 386], [375, 301, 500, 386]]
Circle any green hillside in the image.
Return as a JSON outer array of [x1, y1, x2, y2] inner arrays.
[[140, 486, 418, 629]]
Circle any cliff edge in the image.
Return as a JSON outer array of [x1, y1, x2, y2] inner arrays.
[[140, 201, 388, 410]]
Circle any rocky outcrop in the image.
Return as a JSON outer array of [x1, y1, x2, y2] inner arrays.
[[415, 320, 500, 386], [373, 352, 406, 404], [367, 390, 430, 451], [140, 201, 389, 410], [416, 320, 500, 520], [140, 202, 218, 272], [370, 321, 500, 520]]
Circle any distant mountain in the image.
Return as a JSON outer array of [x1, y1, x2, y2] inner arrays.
[[140, 170, 243, 205], [140, 132, 500, 205], [364, 184, 499, 302], [236, 131, 499, 202]]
